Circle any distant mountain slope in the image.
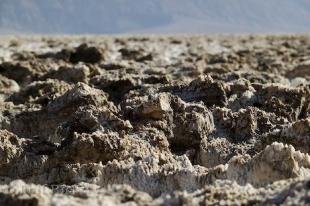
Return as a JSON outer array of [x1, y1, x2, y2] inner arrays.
[[0, 0, 310, 34]]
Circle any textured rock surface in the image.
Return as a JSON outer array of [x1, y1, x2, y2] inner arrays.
[[0, 35, 309, 205]]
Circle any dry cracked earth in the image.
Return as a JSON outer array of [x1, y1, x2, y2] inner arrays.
[[0, 35, 309, 205]]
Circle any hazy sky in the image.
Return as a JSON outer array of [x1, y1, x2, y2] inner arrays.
[[0, 0, 310, 34]]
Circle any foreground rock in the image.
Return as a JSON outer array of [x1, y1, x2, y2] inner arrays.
[[0, 35, 309, 205]]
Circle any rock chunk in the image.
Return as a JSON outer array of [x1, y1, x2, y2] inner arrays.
[[165, 75, 228, 107], [0, 75, 19, 101], [70, 43, 103, 63], [227, 142, 310, 186]]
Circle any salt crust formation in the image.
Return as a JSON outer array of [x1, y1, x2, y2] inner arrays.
[[0, 35, 309, 205]]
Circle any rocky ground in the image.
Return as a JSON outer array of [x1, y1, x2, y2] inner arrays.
[[0, 35, 309, 205]]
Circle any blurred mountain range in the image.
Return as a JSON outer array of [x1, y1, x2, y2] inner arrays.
[[1, 0, 310, 34]]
